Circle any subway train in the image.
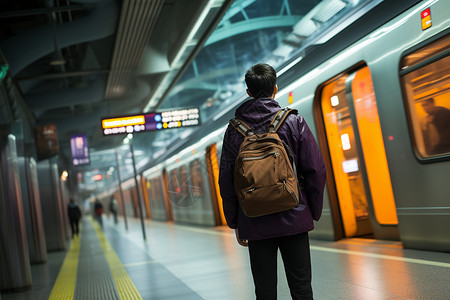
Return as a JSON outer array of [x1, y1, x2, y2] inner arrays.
[[115, 0, 450, 253]]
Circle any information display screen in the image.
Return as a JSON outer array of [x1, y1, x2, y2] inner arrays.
[[70, 134, 90, 166], [101, 108, 200, 136]]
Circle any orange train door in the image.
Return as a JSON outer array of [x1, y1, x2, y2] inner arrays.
[[319, 66, 399, 240], [141, 176, 152, 219], [206, 144, 227, 225], [161, 169, 174, 222]]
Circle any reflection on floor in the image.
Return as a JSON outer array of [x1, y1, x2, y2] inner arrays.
[[2, 216, 450, 300]]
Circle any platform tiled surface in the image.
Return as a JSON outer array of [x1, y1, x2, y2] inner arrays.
[[2, 215, 450, 299]]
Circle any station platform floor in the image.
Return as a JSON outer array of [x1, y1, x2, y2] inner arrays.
[[2, 216, 450, 300]]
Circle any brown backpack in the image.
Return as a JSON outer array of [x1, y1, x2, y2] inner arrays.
[[230, 108, 300, 217]]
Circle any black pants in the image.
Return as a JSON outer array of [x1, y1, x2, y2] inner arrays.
[[69, 219, 79, 238], [248, 232, 312, 300]]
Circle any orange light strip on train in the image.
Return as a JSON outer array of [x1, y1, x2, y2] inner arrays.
[[102, 115, 145, 129]]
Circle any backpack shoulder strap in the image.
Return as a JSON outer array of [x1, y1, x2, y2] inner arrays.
[[230, 118, 254, 136], [269, 108, 298, 133]]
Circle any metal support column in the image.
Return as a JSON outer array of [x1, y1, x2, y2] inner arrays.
[[115, 149, 128, 231], [129, 141, 146, 240]]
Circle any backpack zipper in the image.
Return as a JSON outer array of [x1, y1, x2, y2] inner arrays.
[[245, 182, 298, 205], [246, 181, 284, 194], [242, 151, 279, 175], [242, 151, 279, 161], [245, 183, 280, 194]]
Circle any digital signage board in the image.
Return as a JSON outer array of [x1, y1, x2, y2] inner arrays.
[[101, 108, 200, 136], [70, 134, 90, 166]]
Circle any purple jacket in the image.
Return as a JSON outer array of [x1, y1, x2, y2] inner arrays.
[[219, 98, 326, 240]]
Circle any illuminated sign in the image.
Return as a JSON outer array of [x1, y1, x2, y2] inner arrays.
[[0, 65, 9, 83], [421, 8, 431, 31], [342, 159, 359, 173], [93, 174, 103, 181], [70, 134, 90, 166], [331, 95, 339, 107], [341, 133, 351, 150], [102, 115, 145, 129], [288, 91, 293, 104], [101, 108, 200, 136]]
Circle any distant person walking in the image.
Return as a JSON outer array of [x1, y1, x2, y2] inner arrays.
[[109, 196, 118, 224], [94, 198, 104, 228], [67, 198, 82, 238]]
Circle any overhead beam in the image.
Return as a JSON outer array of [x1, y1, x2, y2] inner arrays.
[[0, 5, 84, 18], [105, 0, 164, 99], [15, 69, 111, 81], [205, 15, 301, 46]]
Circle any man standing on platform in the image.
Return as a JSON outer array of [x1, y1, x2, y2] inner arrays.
[[67, 198, 82, 238], [219, 63, 326, 299], [94, 198, 104, 228]]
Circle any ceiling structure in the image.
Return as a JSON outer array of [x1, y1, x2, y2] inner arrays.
[[0, 0, 382, 197], [1, 0, 232, 149]]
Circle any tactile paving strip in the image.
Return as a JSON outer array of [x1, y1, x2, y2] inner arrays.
[[74, 219, 120, 300], [92, 219, 142, 300]]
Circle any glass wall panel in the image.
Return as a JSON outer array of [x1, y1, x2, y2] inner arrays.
[[190, 159, 205, 197]]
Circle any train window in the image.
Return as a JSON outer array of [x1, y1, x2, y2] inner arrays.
[[179, 166, 189, 196], [189, 159, 204, 197], [400, 35, 450, 158], [149, 178, 156, 200], [169, 169, 182, 201], [151, 177, 162, 200]]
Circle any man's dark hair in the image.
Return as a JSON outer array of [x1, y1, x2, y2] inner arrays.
[[245, 63, 277, 98]]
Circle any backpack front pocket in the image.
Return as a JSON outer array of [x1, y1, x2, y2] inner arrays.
[[240, 182, 298, 217]]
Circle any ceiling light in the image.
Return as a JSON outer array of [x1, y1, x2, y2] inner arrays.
[[49, 49, 66, 66], [50, 12, 66, 66]]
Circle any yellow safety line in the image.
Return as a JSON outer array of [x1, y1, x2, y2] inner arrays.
[[49, 228, 81, 300], [90, 217, 143, 300]]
